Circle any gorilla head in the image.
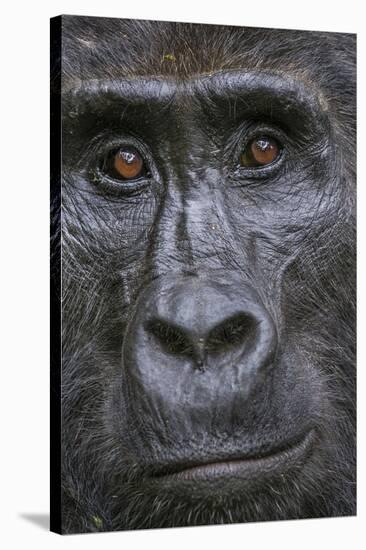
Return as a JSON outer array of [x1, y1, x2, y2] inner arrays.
[[51, 16, 356, 533]]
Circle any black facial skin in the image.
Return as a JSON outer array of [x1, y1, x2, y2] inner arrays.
[[54, 17, 356, 533]]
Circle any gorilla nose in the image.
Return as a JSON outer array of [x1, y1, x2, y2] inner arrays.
[[125, 274, 277, 374], [145, 311, 257, 371]]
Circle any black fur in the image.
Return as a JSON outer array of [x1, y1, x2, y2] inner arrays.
[[54, 16, 356, 533]]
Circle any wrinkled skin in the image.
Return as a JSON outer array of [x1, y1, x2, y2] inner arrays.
[[55, 17, 356, 533]]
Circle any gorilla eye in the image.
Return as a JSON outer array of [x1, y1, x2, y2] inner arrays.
[[240, 136, 281, 168], [109, 146, 145, 180]]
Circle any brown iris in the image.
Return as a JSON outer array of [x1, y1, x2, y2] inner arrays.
[[240, 136, 280, 168], [113, 147, 144, 179]]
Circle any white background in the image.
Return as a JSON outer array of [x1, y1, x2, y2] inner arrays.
[[0, 0, 364, 548]]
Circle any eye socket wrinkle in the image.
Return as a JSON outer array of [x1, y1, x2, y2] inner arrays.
[[195, 72, 329, 138]]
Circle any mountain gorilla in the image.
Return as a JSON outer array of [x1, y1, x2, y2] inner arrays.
[[51, 16, 356, 533]]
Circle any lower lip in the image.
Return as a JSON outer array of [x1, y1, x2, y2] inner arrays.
[[157, 430, 315, 482]]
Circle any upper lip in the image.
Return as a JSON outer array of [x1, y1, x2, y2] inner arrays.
[[151, 430, 315, 482]]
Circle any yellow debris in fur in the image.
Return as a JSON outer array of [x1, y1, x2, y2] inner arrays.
[[92, 516, 103, 529], [163, 53, 176, 62]]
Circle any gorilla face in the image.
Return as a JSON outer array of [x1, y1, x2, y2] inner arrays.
[[52, 16, 356, 533]]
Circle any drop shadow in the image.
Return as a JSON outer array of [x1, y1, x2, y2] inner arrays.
[[19, 513, 49, 530]]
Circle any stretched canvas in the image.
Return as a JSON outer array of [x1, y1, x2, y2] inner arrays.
[[50, 15, 356, 534]]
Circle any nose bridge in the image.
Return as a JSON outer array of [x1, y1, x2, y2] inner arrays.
[[150, 179, 224, 275], [148, 86, 236, 276]]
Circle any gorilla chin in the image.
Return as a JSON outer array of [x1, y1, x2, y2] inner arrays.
[[107, 429, 323, 529]]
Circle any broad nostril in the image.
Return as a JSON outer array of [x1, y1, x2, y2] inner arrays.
[[206, 313, 257, 355], [128, 279, 276, 380], [145, 319, 195, 358], [145, 312, 257, 365]]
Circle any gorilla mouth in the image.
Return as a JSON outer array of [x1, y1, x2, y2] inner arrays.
[[153, 430, 315, 482]]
